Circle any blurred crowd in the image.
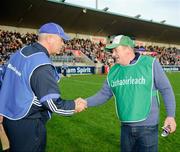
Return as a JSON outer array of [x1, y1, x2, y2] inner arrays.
[[135, 45, 180, 65], [0, 29, 180, 65], [0, 30, 37, 62], [64, 38, 114, 65]]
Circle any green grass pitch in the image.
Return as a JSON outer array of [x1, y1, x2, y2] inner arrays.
[[46, 72, 180, 152]]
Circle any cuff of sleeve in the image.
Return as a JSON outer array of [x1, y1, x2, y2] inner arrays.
[[167, 113, 175, 118]]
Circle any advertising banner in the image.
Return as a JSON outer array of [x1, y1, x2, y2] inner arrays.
[[56, 66, 95, 75]]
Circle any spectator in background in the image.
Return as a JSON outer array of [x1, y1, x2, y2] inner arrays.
[[61, 62, 68, 77], [0, 59, 5, 89]]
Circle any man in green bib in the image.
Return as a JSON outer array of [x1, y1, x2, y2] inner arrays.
[[84, 35, 176, 152]]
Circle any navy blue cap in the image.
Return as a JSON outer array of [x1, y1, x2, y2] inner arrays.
[[39, 22, 71, 41]]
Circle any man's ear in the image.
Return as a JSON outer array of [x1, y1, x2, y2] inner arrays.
[[47, 35, 53, 44]]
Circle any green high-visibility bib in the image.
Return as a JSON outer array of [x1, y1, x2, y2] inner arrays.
[[107, 55, 156, 122]]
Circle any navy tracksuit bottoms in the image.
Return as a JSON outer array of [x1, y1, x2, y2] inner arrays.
[[3, 118, 46, 152]]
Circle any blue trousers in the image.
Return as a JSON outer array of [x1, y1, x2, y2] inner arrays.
[[3, 118, 46, 152], [120, 125, 158, 152]]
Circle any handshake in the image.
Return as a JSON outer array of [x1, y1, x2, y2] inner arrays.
[[74, 98, 87, 113]]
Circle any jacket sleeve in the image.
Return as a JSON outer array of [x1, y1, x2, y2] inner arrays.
[[154, 59, 176, 117], [86, 80, 113, 107], [30, 64, 75, 116]]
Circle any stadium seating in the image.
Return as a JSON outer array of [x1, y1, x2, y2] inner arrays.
[[0, 29, 180, 66]]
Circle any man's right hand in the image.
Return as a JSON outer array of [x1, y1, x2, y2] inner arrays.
[[74, 98, 87, 113]]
